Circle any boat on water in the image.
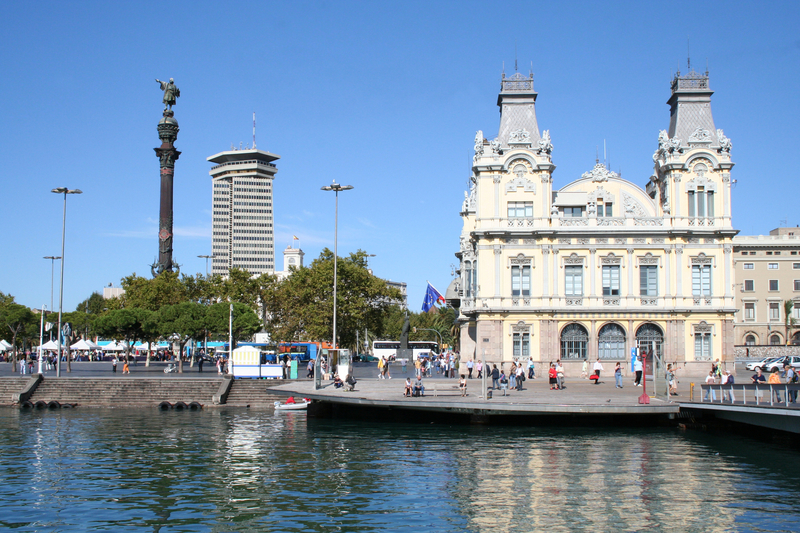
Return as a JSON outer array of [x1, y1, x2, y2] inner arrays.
[[274, 398, 309, 411]]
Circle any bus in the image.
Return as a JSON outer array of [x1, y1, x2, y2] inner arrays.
[[277, 341, 333, 362], [372, 341, 440, 361]]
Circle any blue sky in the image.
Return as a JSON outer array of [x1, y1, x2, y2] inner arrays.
[[2, 0, 798, 314]]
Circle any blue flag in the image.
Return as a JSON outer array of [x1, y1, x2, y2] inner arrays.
[[421, 282, 445, 313]]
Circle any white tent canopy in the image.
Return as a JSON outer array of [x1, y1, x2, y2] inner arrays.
[[40, 340, 62, 350], [0, 340, 12, 352], [101, 341, 129, 351], [70, 339, 99, 351]]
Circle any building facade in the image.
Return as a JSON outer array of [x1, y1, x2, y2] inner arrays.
[[454, 69, 737, 373], [208, 148, 279, 276], [733, 228, 800, 349]]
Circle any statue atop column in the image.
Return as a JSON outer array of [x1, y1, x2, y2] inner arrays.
[[155, 78, 180, 112]]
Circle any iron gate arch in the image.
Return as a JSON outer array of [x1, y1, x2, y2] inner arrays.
[[598, 323, 626, 359], [560, 323, 588, 360]]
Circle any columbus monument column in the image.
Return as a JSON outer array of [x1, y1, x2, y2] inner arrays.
[[152, 78, 181, 276]]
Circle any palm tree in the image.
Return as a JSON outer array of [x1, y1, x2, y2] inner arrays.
[[784, 300, 796, 345]]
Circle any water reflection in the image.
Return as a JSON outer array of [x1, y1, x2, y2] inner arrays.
[[0, 408, 798, 532]]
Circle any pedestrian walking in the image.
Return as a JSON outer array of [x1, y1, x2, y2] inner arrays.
[[723, 370, 735, 403], [614, 362, 623, 388], [581, 359, 589, 380], [491, 364, 500, 390], [768, 368, 782, 403], [476, 360, 483, 379], [509, 362, 517, 389], [467, 359, 474, 379], [634, 357, 643, 386], [555, 360, 565, 390], [549, 362, 559, 390], [703, 370, 716, 401], [123, 359, 130, 374], [592, 359, 603, 384], [667, 364, 677, 395], [527, 357, 535, 379], [785, 364, 798, 403], [112, 358, 117, 373]]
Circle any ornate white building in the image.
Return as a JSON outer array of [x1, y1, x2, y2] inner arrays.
[[452, 69, 737, 373]]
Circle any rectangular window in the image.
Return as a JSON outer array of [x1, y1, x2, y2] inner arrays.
[[768, 263, 778, 270], [602, 265, 620, 296], [562, 206, 584, 217], [770, 302, 780, 321], [507, 201, 533, 218], [706, 191, 714, 217], [688, 191, 696, 217], [695, 333, 712, 361], [513, 333, 530, 358], [795, 280, 800, 291], [596, 202, 613, 217], [769, 280, 779, 291], [692, 265, 712, 296], [744, 302, 755, 320], [697, 190, 705, 217], [744, 280, 754, 291], [640, 265, 658, 296], [767, 251, 773, 256], [565, 265, 583, 296], [464, 262, 472, 298], [743, 263, 754, 270], [794, 263, 800, 269], [511, 265, 531, 297]]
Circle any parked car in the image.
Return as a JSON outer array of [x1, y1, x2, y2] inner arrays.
[[763, 356, 800, 373], [746, 357, 781, 372]]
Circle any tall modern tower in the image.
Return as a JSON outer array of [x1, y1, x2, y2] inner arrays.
[[208, 148, 279, 276]]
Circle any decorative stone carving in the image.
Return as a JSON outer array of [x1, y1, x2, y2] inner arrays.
[[473, 130, 484, 161], [694, 321, 713, 334], [587, 202, 597, 216], [722, 173, 731, 183], [717, 129, 732, 153], [597, 218, 624, 226], [564, 253, 584, 265], [537, 130, 553, 154], [582, 162, 618, 182], [558, 238, 571, 244], [634, 218, 664, 226], [505, 161, 536, 193], [639, 253, 658, 265], [640, 298, 658, 306], [589, 247, 597, 254], [588, 186, 615, 204], [691, 253, 713, 265], [595, 238, 608, 244], [492, 174, 502, 184], [522, 238, 536, 245], [654, 130, 683, 161], [627, 248, 635, 255], [601, 253, 622, 265], [652, 238, 664, 244], [723, 244, 732, 254], [510, 253, 531, 266], [561, 218, 588, 226], [511, 320, 530, 333], [622, 192, 647, 217], [688, 128, 712, 144], [551, 204, 559, 216], [614, 238, 626, 244], [565, 298, 584, 306], [493, 244, 502, 255], [603, 297, 621, 306], [509, 129, 531, 144], [490, 137, 502, 155], [577, 238, 589, 245], [633, 238, 646, 244]]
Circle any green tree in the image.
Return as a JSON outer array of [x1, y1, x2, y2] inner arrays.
[[205, 302, 261, 351], [119, 272, 187, 311], [0, 302, 35, 372], [265, 249, 401, 347], [156, 302, 207, 373], [94, 308, 156, 360], [785, 300, 796, 345]]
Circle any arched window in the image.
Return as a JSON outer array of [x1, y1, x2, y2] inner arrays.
[[598, 323, 626, 359], [770, 334, 782, 346], [561, 323, 588, 360], [745, 334, 756, 346], [636, 323, 664, 360]]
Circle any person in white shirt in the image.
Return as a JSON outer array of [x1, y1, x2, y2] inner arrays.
[[592, 359, 604, 384]]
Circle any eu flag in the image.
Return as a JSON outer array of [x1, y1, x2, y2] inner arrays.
[[421, 282, 445, 313]]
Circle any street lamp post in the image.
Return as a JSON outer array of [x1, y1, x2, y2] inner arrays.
[[321, 181, 353, 349], [52, 187, 82, 377], [198, 254, 214, 277], [43, 256, 61, 339]]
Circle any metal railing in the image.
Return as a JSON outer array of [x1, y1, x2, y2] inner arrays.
[[698, 383, 800, 407]]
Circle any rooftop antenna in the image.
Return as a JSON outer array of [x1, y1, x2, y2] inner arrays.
[[514, 40, 518, 71], [687, 36, 691, 71], [252, 112, 257, 149], [780, 218, 788, 227], [595, 146, 599, 164], [502, 61, 505, 77], [706, 58, 709, 75], [604, 139, 607, 167]]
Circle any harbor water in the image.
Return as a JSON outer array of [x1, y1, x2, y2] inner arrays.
[[1, 408, 799, 532]]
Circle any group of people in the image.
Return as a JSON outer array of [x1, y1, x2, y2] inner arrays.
[[746, 363, 798, 404]]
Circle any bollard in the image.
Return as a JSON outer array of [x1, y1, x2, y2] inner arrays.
[[690, 382, 694, 402]]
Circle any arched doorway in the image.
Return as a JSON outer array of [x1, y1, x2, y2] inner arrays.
[[793, 332, 800, 346], [560, 323, 588, 360], [598, 323, 626, 359], [744, 334, 757, 346], [636, 323, 664, 360], [770, 334, 782, 345]]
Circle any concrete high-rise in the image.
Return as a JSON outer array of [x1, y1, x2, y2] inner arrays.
[[208, 148, 279, 275]]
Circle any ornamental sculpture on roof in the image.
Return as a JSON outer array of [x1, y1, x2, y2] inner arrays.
[[581, 162, 618, 182], [509, 128, 531, 144], [653, 130, 683, 161], [537, 130, 553, 154], [717, 129, 732, 153]]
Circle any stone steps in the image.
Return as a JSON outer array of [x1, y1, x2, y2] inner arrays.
[[0, 378, 28, 405], [28, 378, 221, 407], [225, 378, 294, 407]]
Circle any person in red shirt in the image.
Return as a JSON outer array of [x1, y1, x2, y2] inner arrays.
[[549, 363, 559, 390]]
